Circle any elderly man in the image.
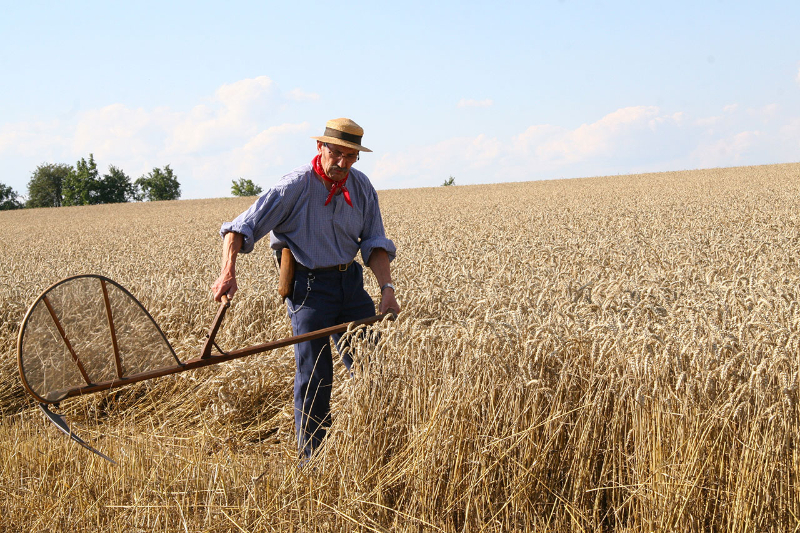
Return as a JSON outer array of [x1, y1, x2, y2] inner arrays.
[[211, 118, 399, 459]]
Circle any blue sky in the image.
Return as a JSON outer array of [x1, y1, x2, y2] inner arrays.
[[1, 1, 798, 199]]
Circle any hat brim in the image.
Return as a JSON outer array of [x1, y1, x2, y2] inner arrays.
[[311, 136, 372, 153]]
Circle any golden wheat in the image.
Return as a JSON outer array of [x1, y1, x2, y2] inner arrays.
[[1, 163, 799, 531]]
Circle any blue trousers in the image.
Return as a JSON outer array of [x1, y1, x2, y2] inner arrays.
[[286, 262, 375, 458]]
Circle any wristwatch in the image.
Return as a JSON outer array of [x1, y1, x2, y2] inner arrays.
[[380, 283, 395, 293]]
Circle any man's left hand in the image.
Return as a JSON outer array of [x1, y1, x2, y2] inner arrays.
[[380, 288, 401, 315]]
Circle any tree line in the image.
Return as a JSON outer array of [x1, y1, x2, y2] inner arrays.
[[0, 154, 181, 210]]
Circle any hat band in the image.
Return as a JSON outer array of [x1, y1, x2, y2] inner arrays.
[[324, 127, 362, 146]]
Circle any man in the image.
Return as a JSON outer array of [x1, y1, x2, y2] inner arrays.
[[211, 118, 400, 459]]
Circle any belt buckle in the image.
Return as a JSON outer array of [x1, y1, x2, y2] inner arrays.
[[338, 262, 348, 272]]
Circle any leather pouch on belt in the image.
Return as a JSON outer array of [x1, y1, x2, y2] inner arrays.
[[278, 248, 296, 299]]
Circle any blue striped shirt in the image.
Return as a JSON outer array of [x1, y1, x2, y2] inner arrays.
[[220, 163, 396, 269]]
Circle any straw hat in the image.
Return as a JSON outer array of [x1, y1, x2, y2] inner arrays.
[[311, 118, 372, 152]]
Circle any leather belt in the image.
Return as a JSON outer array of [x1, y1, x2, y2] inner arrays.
[[295, 261, 354, 273]]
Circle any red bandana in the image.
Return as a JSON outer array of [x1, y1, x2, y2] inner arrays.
[[313, 155, 352, 207]]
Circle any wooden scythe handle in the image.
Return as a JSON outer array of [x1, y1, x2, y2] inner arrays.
[[201, 294, 230, 358], [61, 311, 397, 401]]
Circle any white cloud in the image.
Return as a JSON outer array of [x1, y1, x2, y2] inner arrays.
[[652, 112, 685, 128], [0, 76, 320, 198], [167, 76, 277, 155], [746, 103, 779, 122], [695, 116, 721, 127], [690, 130, 762, 167], [217, 76, 274, 105], [524, 106, 662, 163], [0, 119, 68, 157], [286, 88, 320, 102], [4, 86, 800, 198], [63, 77, 283, 167], [457, 98, 493, 108], [370, 104, 800, 188], [234, 122, 311, 175], [511, 124, 564, 156], [73, 104, 173, 160]]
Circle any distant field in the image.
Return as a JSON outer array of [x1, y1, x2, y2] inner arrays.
[[1, 163, 799, 531]]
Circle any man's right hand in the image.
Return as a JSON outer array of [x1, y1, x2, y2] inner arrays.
[[212, 270, 237, 301]]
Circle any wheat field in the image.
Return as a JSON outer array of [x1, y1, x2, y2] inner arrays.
[[1, 163, 799, 532]]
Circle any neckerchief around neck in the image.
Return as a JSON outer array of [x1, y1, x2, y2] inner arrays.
[[312, 155, 352, 207]]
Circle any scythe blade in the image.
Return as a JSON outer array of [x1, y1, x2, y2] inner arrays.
[[38, 403, 117, 465]]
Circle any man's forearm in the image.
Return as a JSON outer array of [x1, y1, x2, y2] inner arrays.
[[212, 232, 243, 301], [368, 248, 400, 314], [221, 232, 243, 274], [367, 248, 392, 287]]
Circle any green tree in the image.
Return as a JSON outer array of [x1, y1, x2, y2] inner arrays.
[[63, 154, 100, 206], [135, 165, 181, 201], [231, 178, 263, 197], [26, 163, 73, 208], [442, 176, 456, 186], [97, 165, 135, 204], [0, 182, 23, 210]]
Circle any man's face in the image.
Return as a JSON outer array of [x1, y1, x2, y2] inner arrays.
[[317, 141, 359, 181]]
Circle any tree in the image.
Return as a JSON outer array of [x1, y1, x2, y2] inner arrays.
[[26, 163, 73, 208], [0, 182, 22, 210], [442, 176, 456, 186], [231, 178, 263, 197], [97, 165, 135, 204], [135, 165, 181, 201], [25, 158, 135, 208], [63, 154, 100, 206]]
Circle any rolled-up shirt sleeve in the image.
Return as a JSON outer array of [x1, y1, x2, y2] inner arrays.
[[220, 179, 297, 254], [359, 187, 396, 265]]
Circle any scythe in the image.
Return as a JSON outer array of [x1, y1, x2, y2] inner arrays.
[[17, 274, 395, 463]]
